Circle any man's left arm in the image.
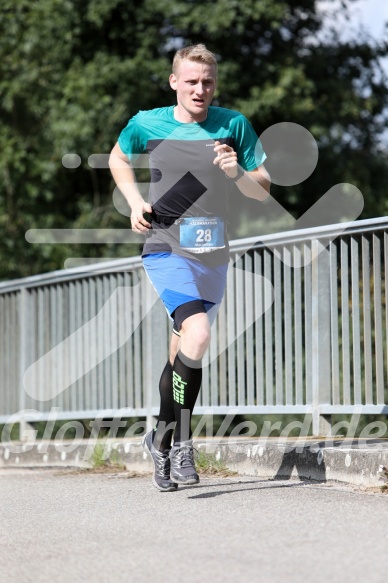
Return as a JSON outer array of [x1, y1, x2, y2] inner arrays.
[[213, 141, 271, 201], [234, 164, 271, 201]]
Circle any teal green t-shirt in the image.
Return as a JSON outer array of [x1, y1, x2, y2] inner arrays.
[[119, 105, 266, 170], [118, 105, 266, 263]]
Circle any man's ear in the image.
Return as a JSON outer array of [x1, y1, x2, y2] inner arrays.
[[169, 73, 177, 90]]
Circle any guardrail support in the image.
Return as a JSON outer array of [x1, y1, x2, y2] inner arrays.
[[311, 240, 332, 437], [18, 288, 35, 442]]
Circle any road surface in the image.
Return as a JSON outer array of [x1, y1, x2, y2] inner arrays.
[[1, 468, 387, 582]]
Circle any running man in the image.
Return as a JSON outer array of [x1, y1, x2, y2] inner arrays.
[[109, 44, 270, 491]]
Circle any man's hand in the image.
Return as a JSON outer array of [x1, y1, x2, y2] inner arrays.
[[213, 141, 239, 178], [213, 140, 270, 200], [130, 199, 153, 233]]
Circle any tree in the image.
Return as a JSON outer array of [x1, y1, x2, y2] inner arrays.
[[155, 0, 388, 230], [0, 0, 387, 280]]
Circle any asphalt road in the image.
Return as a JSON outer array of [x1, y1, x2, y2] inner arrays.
[[1, 468, 387, 583]]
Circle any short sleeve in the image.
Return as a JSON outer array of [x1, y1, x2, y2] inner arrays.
[[118, 113, 146, 161], [232, 115, 267, 171]]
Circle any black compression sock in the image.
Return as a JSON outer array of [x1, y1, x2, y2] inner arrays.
[[172, 351, 202, 444], [153, 361, 176, 452]]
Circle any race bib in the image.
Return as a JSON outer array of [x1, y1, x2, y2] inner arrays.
[[179, 217, 225, 253]]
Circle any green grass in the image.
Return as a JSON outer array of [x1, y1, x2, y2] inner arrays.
[[90, 443, 126, 471], [194, 448, 237, 477], [380, 466, 388, 493]]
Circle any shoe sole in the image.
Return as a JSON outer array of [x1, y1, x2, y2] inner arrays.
[[142, 434, 178, 493], [170, 475, 200, 486], [151, 476, 178, 492]]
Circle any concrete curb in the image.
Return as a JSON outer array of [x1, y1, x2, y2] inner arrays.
[[196, 439, 388, 487], [1, 437, 388, 488]]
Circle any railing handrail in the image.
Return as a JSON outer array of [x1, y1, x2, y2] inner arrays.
[[0, 255, 144, 292], [229, 214, 388, 251]]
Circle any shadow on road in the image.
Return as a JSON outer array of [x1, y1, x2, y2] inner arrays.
[[273, 447, 327, 483], [184, 445, 328, 499], [186, 479, 308, 499]]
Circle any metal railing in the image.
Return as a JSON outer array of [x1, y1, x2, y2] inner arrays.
[[1, 216, 388, 435]]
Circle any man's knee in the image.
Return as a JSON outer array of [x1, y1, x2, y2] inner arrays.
[[181, 313, 211, 351], [172, 300, 211, 359], [172, 299, 207, 334]]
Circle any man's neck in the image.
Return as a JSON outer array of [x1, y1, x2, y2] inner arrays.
[[173, 106, 208, 124]]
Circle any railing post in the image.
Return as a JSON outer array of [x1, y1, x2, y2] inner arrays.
[[311, 240, 332, 436], [142, 274, 164, 431], [18, 287, 35, 442]]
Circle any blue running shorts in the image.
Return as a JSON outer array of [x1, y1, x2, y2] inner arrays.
[[143, 252, 229, 329]]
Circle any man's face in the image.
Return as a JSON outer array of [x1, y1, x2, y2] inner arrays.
[[169, 59, 217, 123]]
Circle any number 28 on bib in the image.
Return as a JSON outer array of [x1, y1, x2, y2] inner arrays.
[[179, 217, 225, 253]]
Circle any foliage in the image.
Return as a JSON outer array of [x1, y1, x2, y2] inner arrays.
[[194, 447, 237, 476], [1, 0, 388, 279], [380, 466, 388, 492], [90, 442, 126, 470]]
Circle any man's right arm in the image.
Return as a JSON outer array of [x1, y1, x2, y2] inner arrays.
[[109, 142, 152, 233]]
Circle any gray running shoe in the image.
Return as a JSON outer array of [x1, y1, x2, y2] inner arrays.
[[170, 440, 200, 485], [142, 431, 178, 492]]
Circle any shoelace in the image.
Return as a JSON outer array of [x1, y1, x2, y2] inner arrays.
[[153, 449, 171, 478], [173, 445, 196, 468]]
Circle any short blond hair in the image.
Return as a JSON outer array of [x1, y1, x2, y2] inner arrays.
[[172, 44, 218, 76]]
